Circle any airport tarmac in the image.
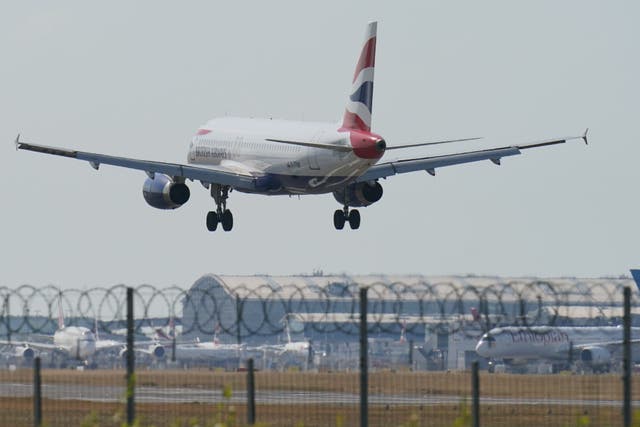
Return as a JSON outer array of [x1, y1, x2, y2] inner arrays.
[[0, 382, 636, 407]]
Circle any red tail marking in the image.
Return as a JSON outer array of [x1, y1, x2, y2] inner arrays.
[[352, 37, 376, 82]]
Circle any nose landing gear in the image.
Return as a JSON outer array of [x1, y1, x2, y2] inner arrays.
[[206, 184, 234, 232], [333, 205, 360, 230]]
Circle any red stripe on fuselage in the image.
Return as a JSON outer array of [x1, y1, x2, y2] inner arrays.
[[352, 37, 376, 82]]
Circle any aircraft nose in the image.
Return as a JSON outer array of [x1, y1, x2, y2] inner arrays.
[[81, 339, 96, 359], [475, 340, 488, 357]]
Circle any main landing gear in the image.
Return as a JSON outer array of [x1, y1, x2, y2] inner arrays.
[[206, 184, 233, 232], [334, 206, 360, 230]]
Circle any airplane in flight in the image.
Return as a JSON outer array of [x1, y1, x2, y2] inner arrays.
[[14, 21, 588, 231], [475, 325, 640, 373]]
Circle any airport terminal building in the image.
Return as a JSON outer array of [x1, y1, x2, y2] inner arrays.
[[180, 274, 635, 369]]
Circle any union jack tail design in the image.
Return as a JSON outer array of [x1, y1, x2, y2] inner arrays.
[[342, 21, 377, 132]]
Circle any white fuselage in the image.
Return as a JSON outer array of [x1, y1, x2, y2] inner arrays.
[[175, 341, 243, 361], [188, 117, 382, 195], [476, 326, 640, 360], [53, 326, 97, 361], [281, 340, 310, 355]]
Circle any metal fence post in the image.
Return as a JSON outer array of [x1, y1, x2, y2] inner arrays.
[[247, 358, 256, 425], [236, 294, 242, 346], [471, 361, 479, 427], [359, 287, 368, 427], [33, 356, 42, 427], [126, 287, 135, 426], [171, 335, 176, 363], [236, 294, 243, 370], [623, 286, 631, 427]]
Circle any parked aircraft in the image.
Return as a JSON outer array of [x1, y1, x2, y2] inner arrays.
[[0, 305, 165, 366], [260, 316, 310, 356], [14, 22, 587, 231], [0, 305, 110, 365], [172, 336, 244, 366], [475, 325, 640, 372]]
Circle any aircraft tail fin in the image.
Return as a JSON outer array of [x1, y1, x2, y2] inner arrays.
[[630, 269, 640, 293], [57, 296, 64, 329], [341, 21, 377, 132], [213, 324, 221, 345]]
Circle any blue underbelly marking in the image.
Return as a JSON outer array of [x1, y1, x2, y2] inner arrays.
[[246, 173, 358, 195]]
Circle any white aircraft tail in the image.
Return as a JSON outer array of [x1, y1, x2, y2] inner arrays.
[[399, 320, 406, 344], [341, 21, 377, 132], [213, 323, 221, 345], [57, 297, 64, 329], [285, 321, 292, 344]]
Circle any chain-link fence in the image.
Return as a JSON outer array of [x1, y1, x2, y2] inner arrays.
[[0, 279, 637, 426]]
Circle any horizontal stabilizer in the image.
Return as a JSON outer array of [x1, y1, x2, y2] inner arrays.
[[265, 138, 352, 152], [386, 137, 482, 150]]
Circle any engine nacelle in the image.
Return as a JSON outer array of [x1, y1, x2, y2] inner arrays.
[[119, 344, 165, 359], [15, 346, 35, 361], [149, 343, 166, 359], [580, 346, 611, 365], [142, 174, 190, 210], [333, 182, 383, 207]]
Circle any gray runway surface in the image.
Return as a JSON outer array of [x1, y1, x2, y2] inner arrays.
[[0, 382, 636, 407]]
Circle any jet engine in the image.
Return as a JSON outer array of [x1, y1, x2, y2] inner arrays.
[[142, 174, 190, 209], [148, 343, 166, 359], [118, 347, 129, 361], [119, 344, 165, 360], [580, 346, 611, 366], [15, 346, 35, 361], [333, 181, 383, 207]]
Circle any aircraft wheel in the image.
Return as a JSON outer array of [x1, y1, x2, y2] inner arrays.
[[221, 209, 233, 231], [333, 210, 345, 230], [348, 209, 361, 230], [206, 211, 218, 232]]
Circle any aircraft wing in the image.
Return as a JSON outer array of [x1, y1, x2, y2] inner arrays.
[[15, 137, 258, 191], [95, 339, 124, 351], [356, 131, 588, 183], [573, 338, 640, 351], [0, 339, 62, 352]]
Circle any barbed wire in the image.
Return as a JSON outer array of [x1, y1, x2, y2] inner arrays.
[[0, 281, 635, 339]]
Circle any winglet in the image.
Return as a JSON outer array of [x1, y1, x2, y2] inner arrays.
[[630, 269, 640, 293], [582, 128, 589, 145], [14, 133, 21, 150]]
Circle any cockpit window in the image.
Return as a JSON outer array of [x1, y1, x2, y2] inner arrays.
[[482, 335, 496, 347]]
